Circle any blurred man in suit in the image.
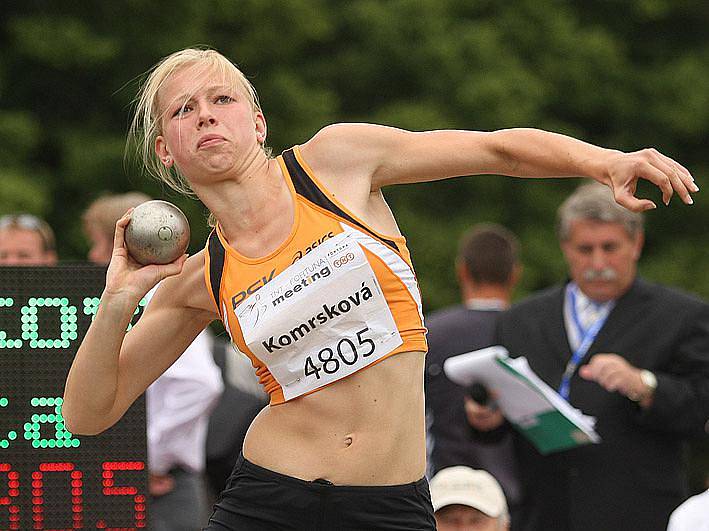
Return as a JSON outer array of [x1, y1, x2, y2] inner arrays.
[[425, 224, 522, 513], [466, 183, 709, 531]]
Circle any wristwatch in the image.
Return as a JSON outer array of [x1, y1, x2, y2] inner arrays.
[[631, 369, 657, 402]]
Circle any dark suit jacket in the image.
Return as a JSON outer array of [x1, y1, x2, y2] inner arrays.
[[497, 278, 709, 531], [425, 304, 521, 505]]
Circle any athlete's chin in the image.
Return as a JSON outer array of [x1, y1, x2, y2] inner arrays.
[[195, 155, 238, 176]]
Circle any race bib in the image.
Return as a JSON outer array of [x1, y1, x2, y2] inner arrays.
[[235, 232, 403, 401]]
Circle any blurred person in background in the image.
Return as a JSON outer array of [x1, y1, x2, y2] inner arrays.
[[0, 213, 57, 265], [83, 192, 224, 531], [467, 183, 709, 531], [425, 224, 522, 519], [430, 466, 510, 531]]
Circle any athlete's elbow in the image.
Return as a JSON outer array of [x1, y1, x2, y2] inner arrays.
[[61, 401, 114, 436], [62, 415, 96, 436]]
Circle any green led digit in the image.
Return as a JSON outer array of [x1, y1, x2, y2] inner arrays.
[[0, 298, 22, 349], [24, 396, 80, 449], [83, 296, 101, 318], [24, 297, 78, 349], [0, 396, 16, 449]]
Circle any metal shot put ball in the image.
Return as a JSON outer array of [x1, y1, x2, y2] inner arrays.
[[124, 200, 190, 265]]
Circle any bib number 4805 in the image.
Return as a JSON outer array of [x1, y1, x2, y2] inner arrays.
[[304, 327, 375, 380]]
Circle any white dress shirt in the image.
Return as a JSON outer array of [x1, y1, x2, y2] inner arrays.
[[563, 283, 615, 352], [667, 489, 709, 531], [143, 287, 224, 475]]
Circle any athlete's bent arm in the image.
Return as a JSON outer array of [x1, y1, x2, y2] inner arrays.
[[62, 216, 216, 435], [302, 124, 697, 213]]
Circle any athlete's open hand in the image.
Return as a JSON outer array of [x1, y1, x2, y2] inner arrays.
[[603, 148, 698, 212]]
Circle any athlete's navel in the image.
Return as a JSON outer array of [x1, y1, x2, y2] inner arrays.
[[343, 434, 354, 448]]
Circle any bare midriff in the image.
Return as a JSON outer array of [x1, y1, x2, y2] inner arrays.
[[242, 350, 426, 486]]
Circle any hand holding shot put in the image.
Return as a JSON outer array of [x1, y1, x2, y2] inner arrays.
[[62, 47, 698, 530], [105, 204, 189, 300]]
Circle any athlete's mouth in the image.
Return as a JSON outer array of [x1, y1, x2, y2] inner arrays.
[[197, 134, 226, 149]]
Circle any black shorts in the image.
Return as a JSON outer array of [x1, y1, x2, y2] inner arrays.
[[203, 454, 436, 531]]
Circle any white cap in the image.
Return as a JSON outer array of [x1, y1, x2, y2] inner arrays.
[[430, 466, 508, 518]]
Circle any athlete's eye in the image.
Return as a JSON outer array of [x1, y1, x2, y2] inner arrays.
[[173, 103, 192, 118], [216, 95, 234, 104]]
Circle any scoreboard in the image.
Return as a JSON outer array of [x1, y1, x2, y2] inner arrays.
[[0, 266, 148, 530]]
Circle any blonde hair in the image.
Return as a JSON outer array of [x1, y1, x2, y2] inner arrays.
[[83, 192, 151, 240], [128, 47, 264, 196]]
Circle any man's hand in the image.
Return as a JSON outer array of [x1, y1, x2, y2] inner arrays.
[[148, 472, 175, 497], [464, 392, 505, 431], [579, 353, 654, 406]]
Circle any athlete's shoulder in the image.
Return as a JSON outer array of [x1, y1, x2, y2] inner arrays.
[[300, 123, 403, 174], [305, 122, 399, 147]]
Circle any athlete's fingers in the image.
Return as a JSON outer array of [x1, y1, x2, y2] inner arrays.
[[613, 192, 657, 213], [113, 209, 134, 251], [654, 150, 697, 188], [645, 150, 694, 205], [154, 254, 188, 280], [637, 159, 674, 206]]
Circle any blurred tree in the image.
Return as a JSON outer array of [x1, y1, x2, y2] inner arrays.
[[0, 0, 706, 301]]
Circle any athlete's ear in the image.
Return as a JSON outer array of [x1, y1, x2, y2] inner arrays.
[[255, 112, 267, 144], [155, 136, 174, 168]]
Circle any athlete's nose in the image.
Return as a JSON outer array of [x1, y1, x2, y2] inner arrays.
[[198, 115, 217, 128], [197, 105, 217, 128]]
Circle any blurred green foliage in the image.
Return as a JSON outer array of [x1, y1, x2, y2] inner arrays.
[[1, 0, 707, 307]]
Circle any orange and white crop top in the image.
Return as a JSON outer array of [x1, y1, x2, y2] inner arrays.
[[204, 146, 427, 405]]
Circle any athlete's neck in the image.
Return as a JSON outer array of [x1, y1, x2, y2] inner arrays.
[[198, 157, 295, 255]]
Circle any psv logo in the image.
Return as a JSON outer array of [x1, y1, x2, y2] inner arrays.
[[231, 269, 276, 310]]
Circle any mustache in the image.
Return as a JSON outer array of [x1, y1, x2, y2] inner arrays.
[[583, 268, 618, 282]]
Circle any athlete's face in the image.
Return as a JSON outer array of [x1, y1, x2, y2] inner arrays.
[[561, 219, 642, 303], [155, 65, 266, 184]]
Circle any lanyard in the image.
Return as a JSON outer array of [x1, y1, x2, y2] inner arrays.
[[558, 288, 610, 400]]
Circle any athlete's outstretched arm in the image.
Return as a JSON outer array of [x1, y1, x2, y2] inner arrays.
[[301, 124, 698, 212]]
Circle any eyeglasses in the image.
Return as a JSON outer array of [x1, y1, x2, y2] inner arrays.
[[0, 214, 56, 251]]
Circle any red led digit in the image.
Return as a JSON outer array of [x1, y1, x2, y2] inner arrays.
[[100, 462, 146, 530], [0, 464, 21, 530], [33, 462, 83, 530]]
